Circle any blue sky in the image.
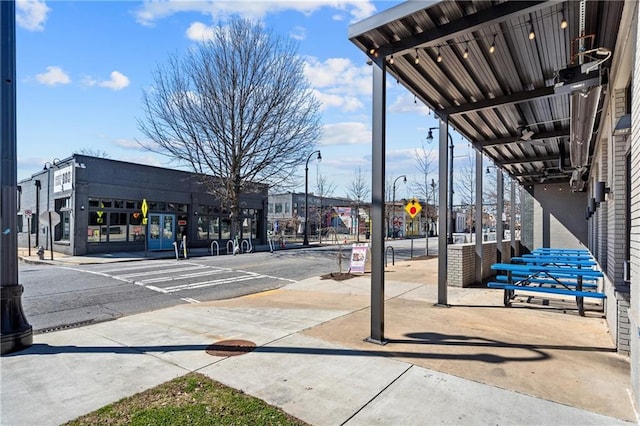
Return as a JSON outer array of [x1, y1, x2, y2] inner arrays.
[[16, 0, 476, 201]]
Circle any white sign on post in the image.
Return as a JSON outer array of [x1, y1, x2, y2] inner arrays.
[[39, 211, 61, 228]]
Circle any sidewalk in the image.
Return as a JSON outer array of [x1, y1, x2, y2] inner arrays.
[[3, 252, 638, 425]]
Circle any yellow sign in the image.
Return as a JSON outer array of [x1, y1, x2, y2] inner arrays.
[[404, 198, 422, 219], [141, 199, 148, 218], [142, 218, 148, 225]]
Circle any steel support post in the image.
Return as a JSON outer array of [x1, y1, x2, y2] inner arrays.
[[367, 58, 386, 344]]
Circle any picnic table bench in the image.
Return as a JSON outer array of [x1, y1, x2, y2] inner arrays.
[[489, 262, 604, 316], [511, 256, 597, 267]]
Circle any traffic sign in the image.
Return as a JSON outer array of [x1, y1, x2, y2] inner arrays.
[[24, 209, 32, 217], [39, 210, 60, 228], [404, 198, 422, 219], [178, 220, 187, 226]]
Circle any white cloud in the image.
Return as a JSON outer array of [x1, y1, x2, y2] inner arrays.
[[113, 138, 143, 150], [16, 0, 50, 31], [134, 0, 377, 26], [36, 66, 70, 86], [186, 21, 216, 42], [290, 25, 306, 41], [319, 122, 370, 146], [98, 71, 130, 91], [304, 57, 371, 112], [389, 93, 431, 115]]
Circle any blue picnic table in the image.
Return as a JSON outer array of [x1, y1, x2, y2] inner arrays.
[[489, 262, 604, 316]]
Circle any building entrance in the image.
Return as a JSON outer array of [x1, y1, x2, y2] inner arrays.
[[148, 213, 175, 250]]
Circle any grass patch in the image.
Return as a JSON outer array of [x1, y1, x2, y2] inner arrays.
[[64, 372, 307, 426]]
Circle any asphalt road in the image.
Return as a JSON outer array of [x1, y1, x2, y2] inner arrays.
[[19, 239, 440, 333]]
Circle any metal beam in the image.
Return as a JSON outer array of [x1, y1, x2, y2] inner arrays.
[[378, 1, 550, 56], [477, 129, 569, 147], [474, 151, 483, 284], [442, 87, 557, 116], [498, 154, 563, 166], [496, 169, 504, 262], [437, 119, 449, 307]]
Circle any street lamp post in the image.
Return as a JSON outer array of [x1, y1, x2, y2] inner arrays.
[[392, 175, 406, 238], [427, 128, 454, 244], [1, 0, 33, 354], [43, 159, 59, 260], [303, 150, 321, 246]]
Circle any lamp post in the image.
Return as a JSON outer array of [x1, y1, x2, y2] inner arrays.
[[427, 128, 454, 244], [392, 175, 406, 238], [303, 150, 321, 246], [1, 0, 33, 354], [43, 159, 59, 260], [430, 178, 437, 236]]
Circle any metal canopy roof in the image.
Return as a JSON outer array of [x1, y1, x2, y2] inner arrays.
[[349, 0, 624, 188]]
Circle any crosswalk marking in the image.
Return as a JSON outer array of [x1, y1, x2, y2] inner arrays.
[[64, 263, 296, 295]]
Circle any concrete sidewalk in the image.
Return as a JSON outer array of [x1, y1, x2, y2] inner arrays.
[[2, 255, 638, 425]]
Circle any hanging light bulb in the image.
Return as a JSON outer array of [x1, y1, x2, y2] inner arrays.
[[528, 22, 535, 40], [414, 49, 419, 65], [436, 47, 442, 63], [560, 11, 568, 29], [369, 48, 376, 55], [489, 35, 496, 54], [389, 55, 394, 65], [463, 42, 469, 59]]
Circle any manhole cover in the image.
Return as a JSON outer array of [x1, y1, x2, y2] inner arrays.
[[206, 339, 256, 357]]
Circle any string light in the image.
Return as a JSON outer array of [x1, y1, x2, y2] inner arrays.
[[369, 48, 376, 55], [414, 49, 419, 65], [489, 34, 496, 54], [528, 21, 535, 40], [389, 55, 394, 65], [463, 42, 469, 59], [560, 11, 568, 29], [436, 47, 442, 63]]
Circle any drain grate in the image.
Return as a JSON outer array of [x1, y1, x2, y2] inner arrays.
[[206, 339, 256, 357], [35, 319, 96, 334]]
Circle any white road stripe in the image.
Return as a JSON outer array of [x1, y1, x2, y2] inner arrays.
[[96, 261, 187, 273], [180, 297, 201, 304], [115, 265, 207, 279], [63, 265, 297, 295], [138, 269, 228, 284], [162, 274, 262, 293]]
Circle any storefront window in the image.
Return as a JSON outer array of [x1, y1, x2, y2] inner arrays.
[[221, 219, 231, 240], [88, 211, 105, 242], [108, 213, 127, 242], [129, 212, 145, 241], [197, 217, 209, 240], [61, 211, 70, 241]]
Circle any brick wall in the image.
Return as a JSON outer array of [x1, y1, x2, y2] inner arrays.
[[630, 2, 640, 411], [447, 240, 516, 287]]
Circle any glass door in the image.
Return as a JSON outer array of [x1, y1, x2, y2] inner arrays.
[[147, 213, 175, 250]]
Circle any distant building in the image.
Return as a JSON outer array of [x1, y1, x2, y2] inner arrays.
[[17, 155, 268, 255], [267, 193, 366, 237]]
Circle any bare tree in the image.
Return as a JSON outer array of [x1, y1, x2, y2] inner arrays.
[[411, 142, 436, 236], [455, 155, 475, 233], [346, 166, 370, 242], [137, 17, 322, 238], [314, 172, 337, 243], [76, 148, 110, 158]]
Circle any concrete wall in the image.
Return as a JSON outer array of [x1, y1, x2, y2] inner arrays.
[[528, 184, 589, 250]]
